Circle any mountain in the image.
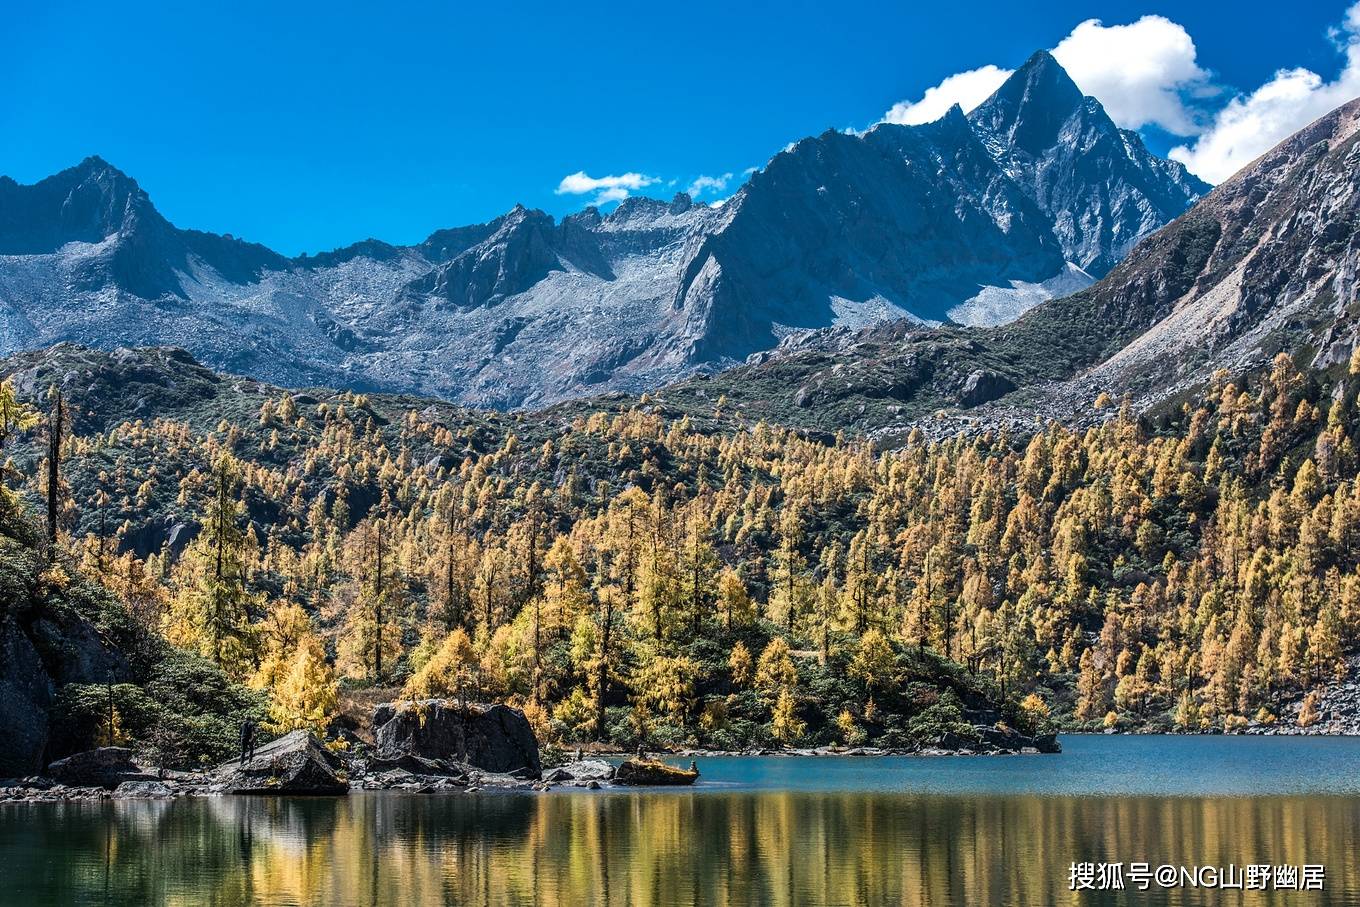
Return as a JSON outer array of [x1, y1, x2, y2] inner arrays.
[[0, 52, 1205, 408], [662, 95, 1360, 438]]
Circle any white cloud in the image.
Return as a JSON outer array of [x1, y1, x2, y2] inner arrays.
[[687, 172, 734, 198], [880, 15, 1207, 135], [592, 186, 631, 204], [1052, 16, 1208, 134], [1171, 2, 1360, 183], [555, 170, 659, 205], [883, 65, 1011, 125]]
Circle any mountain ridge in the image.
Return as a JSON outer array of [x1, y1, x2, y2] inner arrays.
[[0, 52, 1206, 408], [655, 94, 1360, 439]]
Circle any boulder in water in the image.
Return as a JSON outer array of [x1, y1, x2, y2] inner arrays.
[[614, 758, 698, 786], [113, 780, 175, 799], [1032, 733, 1061, 753], [543, 759, 614, 784], [215, 730, 348, 795]]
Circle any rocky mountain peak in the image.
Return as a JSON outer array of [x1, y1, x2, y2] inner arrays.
[[71, 154, 125, 177], [563, 206, 603, 230], [689, 96, 1360, 438], [963, 51, 1209, 277], [970, 49, 1086, 154], [0, 154, 158, 255]]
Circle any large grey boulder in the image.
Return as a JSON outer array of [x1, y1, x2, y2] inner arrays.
[[113, 780, 175, 799], [215, 729, 348, 795], [543, 759, 614, 784], [958, 369, 1016, 407], [373, 701, 541, 779], [46, 747, 157, 789]]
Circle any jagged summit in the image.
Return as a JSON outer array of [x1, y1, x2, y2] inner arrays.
[[970, 50, 1085, 154], [0, 155, 151, 255], [967, 53, 1210, 277], [0, 50, 1206, 408], [672, 95, 1360, 437]]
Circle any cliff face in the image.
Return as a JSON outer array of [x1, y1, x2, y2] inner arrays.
[[653, 96, 1360, 438], [0, 504, 131, 776], [0, 54, 1203, 409]]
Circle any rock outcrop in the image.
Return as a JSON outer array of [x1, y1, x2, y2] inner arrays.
[[0, 593, 130, 777], [213, 730, 348, 795], [113, 780, 175, 799], [926, 726, 1062, 755], [45, 747, 158, 789], [0, 617, 52, 778], [542, 759, 615, 785], [373, 701, 541, 778], [614, 758, 699, 786]]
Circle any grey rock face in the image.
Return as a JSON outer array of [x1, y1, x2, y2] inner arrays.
[[46, 747, 157, 789], [120, 515, 200, 560], [0, 54, 1203, 408], [969, 51, 1207, 278], [0, 616, 51, 777], [373, 701, 541, 778], [214, 729, 348, 795], [113, 779, 175, 799], [958, 369, 1016, 407], [0, 589, 130, 776], [542, 759, 614, 784]]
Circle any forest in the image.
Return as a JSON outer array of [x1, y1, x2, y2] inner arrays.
[[7, 345, 1359, 761]]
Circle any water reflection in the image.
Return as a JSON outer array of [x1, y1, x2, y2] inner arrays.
[[2, 791, 1358, 906]]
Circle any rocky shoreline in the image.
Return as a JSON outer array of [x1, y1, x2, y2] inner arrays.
[[1242, 655, 1360, 736], [0, 703, 1062, 804]]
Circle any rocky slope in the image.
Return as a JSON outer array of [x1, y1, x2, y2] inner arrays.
[[0, 53, 1203, 408], [664, 95, 1360, 438]]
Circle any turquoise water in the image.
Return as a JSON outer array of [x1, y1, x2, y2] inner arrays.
[[659, 734, 1360, 796], [3, 735, 1360, 905]]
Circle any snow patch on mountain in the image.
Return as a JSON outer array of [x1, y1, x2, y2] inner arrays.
[[948, 262, 1094, 326]]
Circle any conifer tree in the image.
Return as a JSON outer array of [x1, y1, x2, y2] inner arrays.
[[163, 454, 257, 676], [0, 379, 37, 453], [404, 628, 478, 705], [268, 633, 339, 735]]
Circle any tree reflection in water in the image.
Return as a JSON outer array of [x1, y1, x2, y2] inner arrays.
[[2, 792, 1359, 906]]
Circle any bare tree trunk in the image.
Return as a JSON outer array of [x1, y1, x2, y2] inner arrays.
[[595, 591, 614, 740], [374, 522, 385, 680], [46, 390, 63, 555]]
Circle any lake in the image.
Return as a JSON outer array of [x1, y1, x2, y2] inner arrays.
[[3, 735, 1360, 905]]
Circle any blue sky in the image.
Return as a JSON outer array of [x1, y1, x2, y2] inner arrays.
[[3, 1, 1356, 254]]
